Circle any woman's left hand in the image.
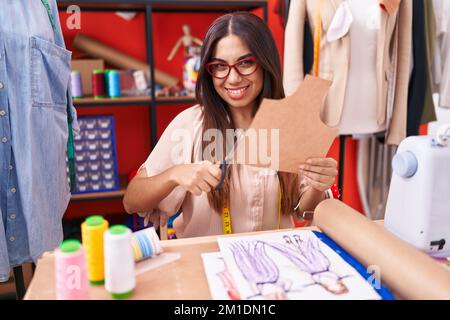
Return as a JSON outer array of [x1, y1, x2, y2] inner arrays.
[[299, 157, 338, 192]]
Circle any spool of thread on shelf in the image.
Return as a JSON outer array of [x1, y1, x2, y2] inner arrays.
[[70, 71, 83, 98], [81, 215, 109, 285], [92, 69, 105, 98], [104, 225, 135, 299], [103, 69, 112, 93], [54, 239, 89, 300], [131, 227, 163, 262], [107, 70, 121, 98]]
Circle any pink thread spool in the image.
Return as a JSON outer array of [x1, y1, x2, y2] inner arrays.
[[54, 239, 90, 300]]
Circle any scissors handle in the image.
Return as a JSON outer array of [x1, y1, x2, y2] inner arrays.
[[215, 160, 227, 191]]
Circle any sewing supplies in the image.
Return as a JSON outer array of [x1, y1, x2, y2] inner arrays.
[[183, 46, 201, 93], [107, 69, 121, 98], [133, 70, 148, 91], [81, 215, 109, 285], [385, 125, 450, 258], [104, 225, 136, 299], [92, 69, 106, 98], [131, 226, 163, 262], [54, 239, 89, 300], [70, 71, 83, 98]]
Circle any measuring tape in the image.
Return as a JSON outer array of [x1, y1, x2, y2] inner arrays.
[[222, 175, 283, 234]]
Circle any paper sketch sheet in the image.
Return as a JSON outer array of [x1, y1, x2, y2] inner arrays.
[[216, 230, 381, 300], [201, 252, 240, 300]]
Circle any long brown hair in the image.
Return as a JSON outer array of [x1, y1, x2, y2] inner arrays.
[[195, 12, 300, 216]]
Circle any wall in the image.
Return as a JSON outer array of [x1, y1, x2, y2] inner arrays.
[[59, 0, 363, 220]]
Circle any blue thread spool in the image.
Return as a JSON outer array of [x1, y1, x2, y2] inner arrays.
[[107, 70, 121, 98], [70, 71, 83, 98]]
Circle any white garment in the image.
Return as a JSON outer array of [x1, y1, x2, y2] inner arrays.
[[432, 0, 450, 108], [338, 0, 387, 135]]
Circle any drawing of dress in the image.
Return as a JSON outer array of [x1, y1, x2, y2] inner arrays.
[[231, 234, 348, 298], [230, 241, 290, 299]]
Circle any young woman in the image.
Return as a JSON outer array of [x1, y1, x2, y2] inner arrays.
[[123, 12, 338, 238]]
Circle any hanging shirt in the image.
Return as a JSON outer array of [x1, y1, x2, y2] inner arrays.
[[432, 0, 450, 108], [339, 0, 387, 135], [0, 0, 78, 282]]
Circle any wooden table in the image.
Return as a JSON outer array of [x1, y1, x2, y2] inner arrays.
[[25, 226, 322, 300]]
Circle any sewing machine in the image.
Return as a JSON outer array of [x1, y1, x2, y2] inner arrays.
[[385, 125, 450, 258]]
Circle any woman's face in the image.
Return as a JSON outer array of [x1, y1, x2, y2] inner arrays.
[[210, 34, 264, 112]]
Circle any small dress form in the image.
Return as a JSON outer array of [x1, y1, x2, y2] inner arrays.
[[338, 0, 387, 135]]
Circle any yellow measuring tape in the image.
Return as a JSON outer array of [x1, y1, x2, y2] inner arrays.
[[313, 0, 324, 77], [222, 176, 283, 234]]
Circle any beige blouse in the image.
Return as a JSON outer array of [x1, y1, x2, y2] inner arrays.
[[140, 105, 311, 238]]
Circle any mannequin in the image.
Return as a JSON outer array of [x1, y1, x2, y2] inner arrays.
[[167, 24, 203, 61], [283, 0, 412, 145]]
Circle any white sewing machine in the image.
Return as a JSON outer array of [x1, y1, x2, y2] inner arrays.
[[385, 125, 450, 258]]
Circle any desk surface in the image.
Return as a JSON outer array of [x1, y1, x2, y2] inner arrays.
[[26, 223, 389, 300], [25, 226, 324, 300]]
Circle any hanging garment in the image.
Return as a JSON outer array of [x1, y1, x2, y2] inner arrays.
[[421, 0, 437, 125], [338, 0, 387, 135], [283, 0, 412, 145], [407, 0, 428, 136], [432, 0, 450, 108], [0, 0, 78, 281]]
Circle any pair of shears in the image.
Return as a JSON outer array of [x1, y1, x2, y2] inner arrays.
[[215, 159, 228, 191], [215, 132, 244, 191]]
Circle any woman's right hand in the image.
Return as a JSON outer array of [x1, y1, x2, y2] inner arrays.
[[170, 161, 222, 195]]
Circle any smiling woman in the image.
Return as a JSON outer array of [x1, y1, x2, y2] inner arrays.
[[123, 12, 338, 239]]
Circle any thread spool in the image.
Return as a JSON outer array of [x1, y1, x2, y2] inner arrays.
[[107, 70, 121, 98], [92, 69, 105, 98], [70, 71, 83, 98], [54, 239, 89, 300], [81, 215, 109, 285], [131, 227, 163, 262], [104, 225, 135, 299], [103, 69, 112, 94]]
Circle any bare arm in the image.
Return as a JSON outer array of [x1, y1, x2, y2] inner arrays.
[[297, 187, 326, 213], [123, 166, 178, 214], [123, 161, 222, 214], [297, 157, 338, 213]]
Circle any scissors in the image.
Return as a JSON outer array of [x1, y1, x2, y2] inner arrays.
[[215, 159, 228, 191], [215, 131, 244, 191]]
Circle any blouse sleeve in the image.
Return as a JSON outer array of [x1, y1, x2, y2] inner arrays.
[[139, 106, 202, 218]]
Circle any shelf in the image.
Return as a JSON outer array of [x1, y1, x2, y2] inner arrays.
[[58, 0, 267, 12], [73, 95, 196, 106], [70, 175, 128, 202]]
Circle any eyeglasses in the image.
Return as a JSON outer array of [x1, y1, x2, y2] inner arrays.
[[205, 57, 259, 79]]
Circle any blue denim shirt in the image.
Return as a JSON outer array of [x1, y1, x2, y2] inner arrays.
[[0, 0, 78, 281]]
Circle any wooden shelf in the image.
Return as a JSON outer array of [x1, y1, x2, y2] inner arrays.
[[73, 95, 196, 106], [70, 175, 128, 202], [58, 0, 267, 12]]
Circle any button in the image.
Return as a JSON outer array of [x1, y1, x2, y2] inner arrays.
[[0, 110, 5, 117], [9, 165, 13, 170], [10, 187, 16, 193], [1, 137, 7, 143], [393, 151, 418, 178], [9, 236, 15, 242], [0, 82, 3, 89], [9, 214, 16, 220]]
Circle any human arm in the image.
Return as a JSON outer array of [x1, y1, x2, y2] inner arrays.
[[123, 161, 221, 214], [297, 157, 338, 213]]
